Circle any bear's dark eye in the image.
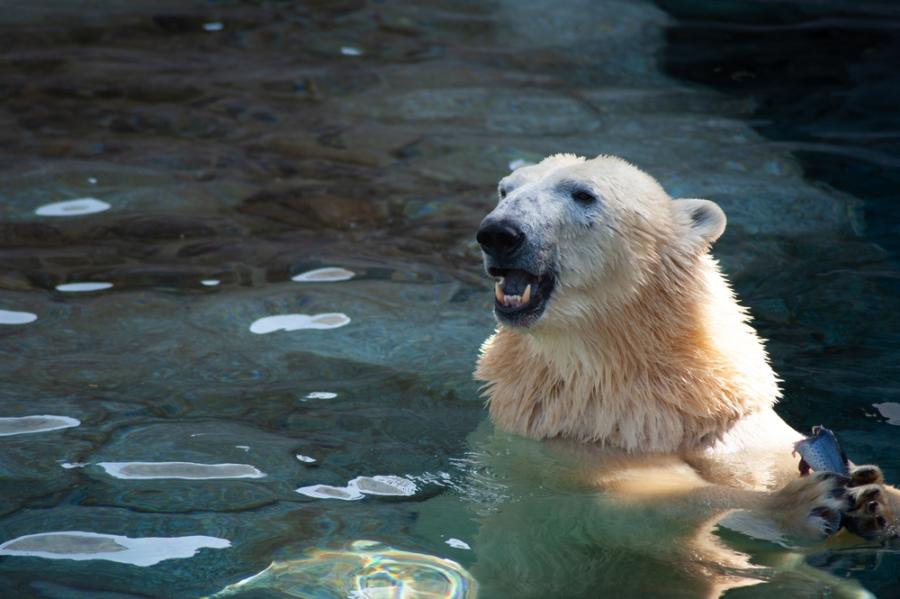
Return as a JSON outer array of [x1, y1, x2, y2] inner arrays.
[[499, 188, 508, 199], [571, 190, 596, 205]]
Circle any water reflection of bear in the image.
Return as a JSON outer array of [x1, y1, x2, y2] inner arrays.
[[442, 155, 897, 598]]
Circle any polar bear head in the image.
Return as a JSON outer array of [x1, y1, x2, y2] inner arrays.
[[476, 154, 726, 329]]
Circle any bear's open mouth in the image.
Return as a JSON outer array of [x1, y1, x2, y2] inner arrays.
[[489, 267, 555, 325]]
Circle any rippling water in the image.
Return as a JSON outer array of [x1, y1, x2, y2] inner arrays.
[[1, 0, 898, 597]]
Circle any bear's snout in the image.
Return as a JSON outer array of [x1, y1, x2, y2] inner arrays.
[[477, 218, 525, 258]]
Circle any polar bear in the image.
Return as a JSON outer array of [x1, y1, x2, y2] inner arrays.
[[466, 154, 896, 596]]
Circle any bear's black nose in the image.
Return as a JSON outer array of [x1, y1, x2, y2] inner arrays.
[[477, 219, 525, 257]]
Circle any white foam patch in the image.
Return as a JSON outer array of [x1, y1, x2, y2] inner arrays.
[[96, 461, 265, 480], [201, 279, 221, 286], [340, 46, 363, 56], [296, 484, 364, 501], [35, 198, 110, 217], [235, 445, 250, 452], [56, 282, 113, 292], [445, 538, 471, 550], [0, 415, 80, 437], [203, 22, 224, 31], [249, 313, 350, 334], [296, 454, 316, 463], [351, 475, 417, 497], [0, 309, 37, 325], [305, 392, 338, 400], [297, 475, 417, 501], [291, 267, 355, 283], [874, 402, 900, 426], [60, 462, 88, 469], [0, 531, 230, 566], [87, 177, 98, 184]]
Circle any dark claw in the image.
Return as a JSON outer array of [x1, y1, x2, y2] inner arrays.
[[828, 487, 847, 499], [850, 466, 883, 486], [810, 506, 841, 533], [860, 488, 882, 502]]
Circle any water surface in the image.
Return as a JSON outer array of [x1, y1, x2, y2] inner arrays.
[[1, 0, 898, 597]]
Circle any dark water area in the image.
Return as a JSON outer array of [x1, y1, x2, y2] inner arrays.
[[659, 0, 900, 254], [0, 0, 898, 597], [659, 3, 900, 594]]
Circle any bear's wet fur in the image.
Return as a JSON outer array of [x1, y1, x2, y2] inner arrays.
[[477, 155, 779, 453]]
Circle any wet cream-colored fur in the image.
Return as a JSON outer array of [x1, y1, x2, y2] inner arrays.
[[476, 155, 778, 453]]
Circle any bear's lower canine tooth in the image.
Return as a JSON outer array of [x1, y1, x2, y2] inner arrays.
[[495, 281, 504, 303], [522, 283, 532, 305]]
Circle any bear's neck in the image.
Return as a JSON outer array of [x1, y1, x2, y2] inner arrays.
[[475, 254, 780, 454]]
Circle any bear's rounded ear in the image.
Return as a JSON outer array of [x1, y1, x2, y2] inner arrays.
[[675, 198, 726, 247]]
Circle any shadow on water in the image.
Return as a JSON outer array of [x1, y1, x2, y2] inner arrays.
[[0, 0, 898, 597]]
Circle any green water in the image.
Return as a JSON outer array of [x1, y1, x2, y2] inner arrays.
[[1, 0, 898, 597]]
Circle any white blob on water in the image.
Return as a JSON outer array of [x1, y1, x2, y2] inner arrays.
[[340, 46, 363, 56], [296, 484, 364, 501], [56, 282, 113, 293], [305, 392, 337, 400], [201, 279, 221, 286], [291, 267, 355, 283], [60, 462, 88, 469], [203, 22, 224, 31], [235, 445, 250, 452], [0, 309, 37, 325], [350, 475, 417, 497], [445, 538, 471, 550], [297, 475, 417, 501], [35, 198, 110, 217], [874, 402, 900, 426], [96, 461, 265, 480], [0, 531, 230, 566], [0, 416, 80, 437], [508, 159, 533, 171], [250, 313, 350, 334], [87, 177, 98, 185], [296, 454, 316, 463]]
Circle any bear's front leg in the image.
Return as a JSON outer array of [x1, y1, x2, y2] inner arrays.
[[767, 465, 898, 542]]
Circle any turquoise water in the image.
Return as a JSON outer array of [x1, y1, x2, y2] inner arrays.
[[0, 0, 898, 597]]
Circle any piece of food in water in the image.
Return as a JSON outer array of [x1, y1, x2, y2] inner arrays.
[[793, 425, 850, 476]]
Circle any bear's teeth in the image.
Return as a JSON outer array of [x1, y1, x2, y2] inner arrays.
[[494, 282, 532, 308]]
